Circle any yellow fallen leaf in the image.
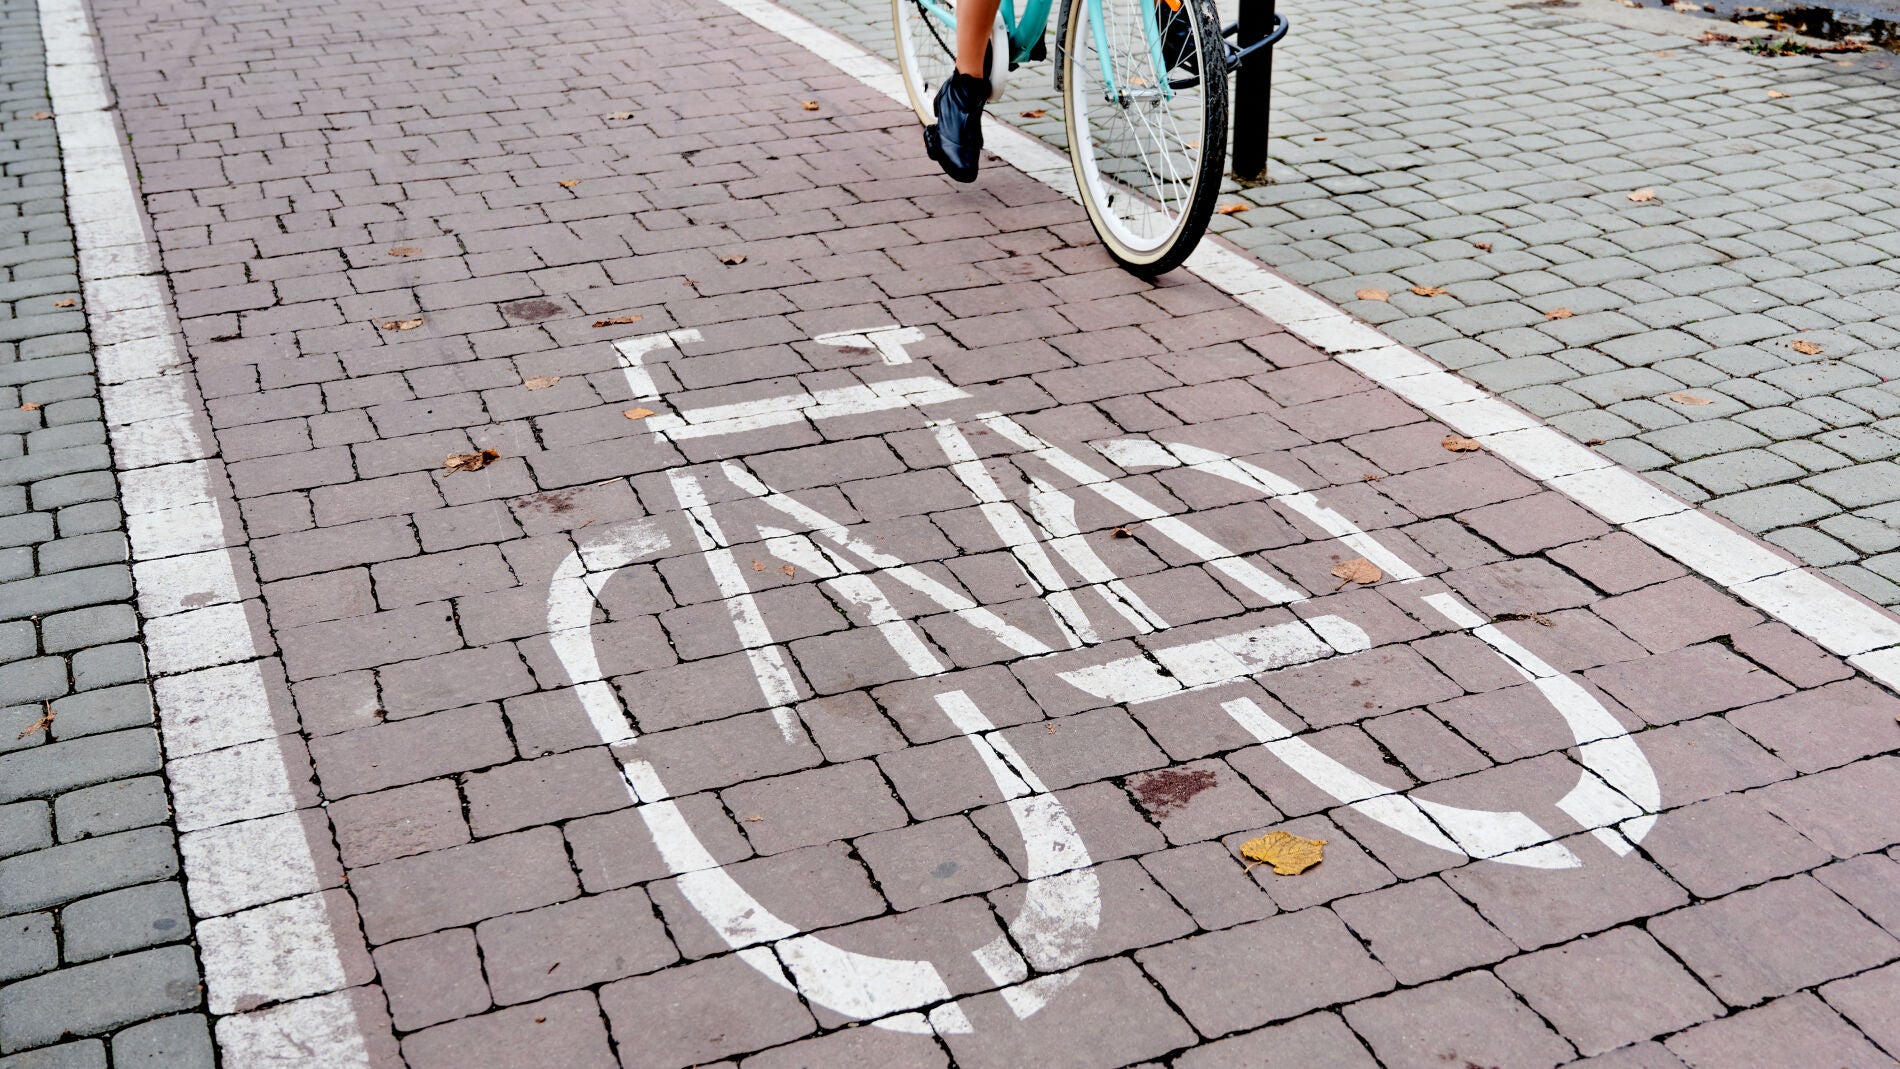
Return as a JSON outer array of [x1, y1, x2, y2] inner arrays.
[[1628, 188, 1657, 202], [801, 100, 820, 111], [1330, 557, 1383, 588], [1791, 340, 1823, 355], [443, 448, 501, 473], [1240, 831, 1327, 876], [1667, 391, 1714, 406], [1355, 289, 1390, 302], [558, 179, 581, 189], [780, 564, 797, 578], [1767, 90, 1787, 98], [623, 407, 656, 420], [1442, 434, 1483, 452], [1546, 307, 1574, 320], [1410, 285, 1449, 297], [380, 317, 424, 331], [522, 376, 561, 390], [719, 253, 747, 265], [388, 246, 421, 257], [592, 315, 643, 327], [53, 298, 75, 308], [1215, 202, 1251, 215], [1020, 108, 1046, 118]]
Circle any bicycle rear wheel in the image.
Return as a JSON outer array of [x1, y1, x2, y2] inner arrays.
[[1061, 0, 1227, 276], [894, 0, 959, 125]]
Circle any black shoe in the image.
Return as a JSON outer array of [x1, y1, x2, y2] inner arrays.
[[927, 71, 989, 183]]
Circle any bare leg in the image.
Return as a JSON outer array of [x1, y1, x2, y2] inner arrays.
[[956, 0, 1003, 77]]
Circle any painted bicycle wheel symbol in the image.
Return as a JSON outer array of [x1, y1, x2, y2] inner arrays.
[[540, 327, 1661, 1035]]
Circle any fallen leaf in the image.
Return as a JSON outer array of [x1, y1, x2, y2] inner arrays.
[[522, 376, 561, 390], [19, 402, 41, 411], [1667, 391, 1714, 406], [1442, 434, 1483, 453], [1697, 29, 1737, 42], [534, 1017, 547, 1024], [1330, 557, 1383, 588], [1767, 90, 1787, 98], [1792, 340, 1823, 355], [1585, 437, 1606, 446], [623, 407, 656, 420], [801, 100, 820, 111], [16, 710, 53, 740], [1410, 285, 1449, 297], [1628, 187, 1657, 202], [607, 111, 635, 120], [1215, 202, 1251, 215], [1472, 241, 1493, 252], [1545, 307, 1574, 320], [558, 179, 581, 189], [443, 448, 501, 473], [1112, 524, 1140, 538], [1240, 830, 1327, 876], [745, 814, 764, 822], [1020, 108, 1046, 118], [1494, 610, 1558, 627], [1654, 49, 1677, 57], [379, 317, 424, 331], [592, 315, 643, 327], [718, 253, 747, 265], [29, 111, 51, 120], [1362, 473, 1381, 482], [752, 560, 765, 571], [388, 246, 421, 257], [53, 298, 75, 308], [1355, 288, 1390, 302], [1313, 135, 1327, 141], [780, 564, 796, 578]]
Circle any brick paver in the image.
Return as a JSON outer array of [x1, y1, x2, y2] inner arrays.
[[8, 0, 1900, 1063]]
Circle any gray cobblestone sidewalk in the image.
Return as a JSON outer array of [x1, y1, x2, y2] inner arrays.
[[0, 0, 213, 1063], [789, 0, 1900, 608]]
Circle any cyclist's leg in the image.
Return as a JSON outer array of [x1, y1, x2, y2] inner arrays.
[[955, 0, 1003, 76]]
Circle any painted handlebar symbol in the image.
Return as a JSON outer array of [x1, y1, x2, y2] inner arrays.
[[538, 328, 1660, 1035]]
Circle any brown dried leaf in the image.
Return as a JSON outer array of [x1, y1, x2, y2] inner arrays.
[[623, 407, 656, 420], [1667, 391, 1714, 406], [53, 298, 75, 308], [1214, 202, 1251, 215], [1355, 288, 1390, 302], [1442, 434, 1484, 453], [1112, 524, 1140, 538], [751, 560, 765, 572], [592, 315, 643, 327], [380, 317, 425, 331], [1546, 307, 1574, 320], [1240, 830, 1327, 876], [1495, 610, 1557, 627], [1653, 49, 1677, 57], [1792, 340, 1823, 355], [1472, 241, 1493, 252], [389, 246, 422, 257], [558, 179, 581, 189], [29, 111, 51, 120], [15, 710, 53, 741], [781, 564, 797, 578], [800, 100, 821, 111], [443, 448, 501, 473], [1330, 557, 1383, 588], [1628, 187, 1657, 202], [1767, 89, 1788, 98], [19, 402, 41, 411], [1020, 108, 1046, 118], [1410, 285, 1450, 297], [718, 253, 747, 265], [522, 376, 561, 390]]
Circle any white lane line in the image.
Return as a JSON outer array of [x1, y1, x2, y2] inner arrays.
[[708, 0, 1900, 693], [35, 0, 372, 1059]]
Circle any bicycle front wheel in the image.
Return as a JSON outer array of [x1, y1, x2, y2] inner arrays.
[[1061, 0, 1228, 276], [894, 0, 958, 125]]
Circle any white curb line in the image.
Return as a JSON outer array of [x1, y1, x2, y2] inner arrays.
[[711, 0, 1900, 693], [35, 0, 378, 1063]]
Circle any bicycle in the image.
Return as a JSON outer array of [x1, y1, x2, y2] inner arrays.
[[894, 0, 1287, 276]]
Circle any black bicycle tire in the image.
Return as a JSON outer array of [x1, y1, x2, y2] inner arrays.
[[1061, 0, 1228, 277]]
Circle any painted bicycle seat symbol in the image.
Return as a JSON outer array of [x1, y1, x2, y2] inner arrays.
[[541, 327, 1661, 1035]]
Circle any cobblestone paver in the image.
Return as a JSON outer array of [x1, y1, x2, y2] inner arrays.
[[0, 0, 213, 1064], [25, 0, 1900, 1064], [788, 0, 1900, 608]]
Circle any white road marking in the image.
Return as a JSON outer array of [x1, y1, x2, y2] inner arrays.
[[36, 0, 367, 1056], [708, 0, 1900, 692]]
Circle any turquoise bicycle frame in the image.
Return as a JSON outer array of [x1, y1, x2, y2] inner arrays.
[[911, 0, 1172, 101]]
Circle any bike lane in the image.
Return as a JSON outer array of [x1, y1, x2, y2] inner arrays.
[[28, 0, 1900, 1064]]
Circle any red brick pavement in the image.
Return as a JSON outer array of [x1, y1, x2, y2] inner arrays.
[[89, 0, 1900, 1065]]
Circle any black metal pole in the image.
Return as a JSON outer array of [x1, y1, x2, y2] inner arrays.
[[1230, 0, 1274, 182]]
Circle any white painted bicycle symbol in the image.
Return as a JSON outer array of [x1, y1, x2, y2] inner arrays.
[[540, 326, 1661, 1035]]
